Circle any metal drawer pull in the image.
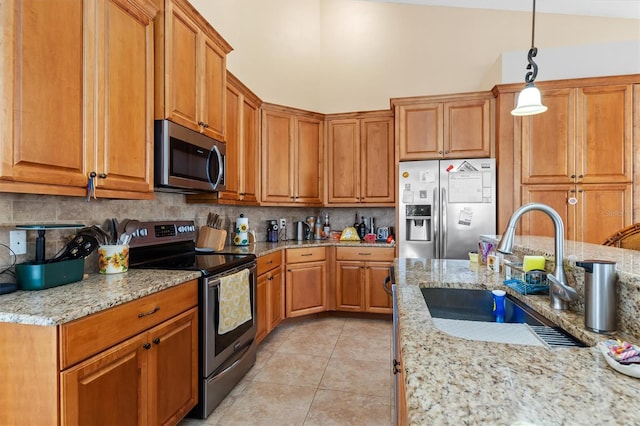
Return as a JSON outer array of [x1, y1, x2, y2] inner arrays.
[[301, 253, 313, 256], [138, 306, 160, 318], [266, 260, 273, 264], [358, 252, 372, 256]]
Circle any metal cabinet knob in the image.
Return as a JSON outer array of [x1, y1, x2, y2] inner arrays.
[[153, 337, 160, 345], [143, 343, 151, 350]]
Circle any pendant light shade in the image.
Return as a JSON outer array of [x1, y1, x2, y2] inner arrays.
[[511, 82, 547, 116], [511, 0, 546, 117]]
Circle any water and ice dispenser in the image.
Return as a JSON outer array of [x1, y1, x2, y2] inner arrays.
[[405, 205, 431, 241]]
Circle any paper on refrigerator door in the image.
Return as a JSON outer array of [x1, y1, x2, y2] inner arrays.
[[448, 172, 483, 203], [402, 184, 414, 203]]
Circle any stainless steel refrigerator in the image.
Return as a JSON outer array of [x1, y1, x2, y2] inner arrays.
[[398, 159, 496, 259]]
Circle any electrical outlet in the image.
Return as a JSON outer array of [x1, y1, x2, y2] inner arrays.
[[10, 230, 27, 255], [279, 218, 286, 230]]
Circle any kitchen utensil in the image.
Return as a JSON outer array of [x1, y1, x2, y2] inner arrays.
[[117, 219, 130, 243], [48, 234, 99, 263]]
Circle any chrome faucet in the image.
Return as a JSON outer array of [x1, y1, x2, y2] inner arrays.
[[497, 203, 578, 310]]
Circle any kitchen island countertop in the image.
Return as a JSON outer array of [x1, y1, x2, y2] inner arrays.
[[395, 258, 640, 425]]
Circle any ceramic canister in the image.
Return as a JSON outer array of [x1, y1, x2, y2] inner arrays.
[[234, 214, 249, 246]]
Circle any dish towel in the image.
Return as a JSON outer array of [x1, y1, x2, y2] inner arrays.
[[218, 269, 252, 335]]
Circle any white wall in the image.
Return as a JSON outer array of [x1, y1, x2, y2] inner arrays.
[[189, 0, 640, 113], [502, 39, 640, 84]]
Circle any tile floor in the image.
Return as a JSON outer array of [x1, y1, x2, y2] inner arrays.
[[179, 316, 393, 426]]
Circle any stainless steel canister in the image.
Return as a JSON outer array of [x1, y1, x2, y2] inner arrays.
[[576, 260, 617, 333]]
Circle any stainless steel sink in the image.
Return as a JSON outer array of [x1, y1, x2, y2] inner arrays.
[[421, 287, 586, 348]]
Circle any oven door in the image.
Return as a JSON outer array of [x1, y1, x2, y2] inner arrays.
[[202, 262, 257, 377]]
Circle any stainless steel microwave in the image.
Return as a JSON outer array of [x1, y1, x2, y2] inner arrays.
[[154, 120, 226, 193]]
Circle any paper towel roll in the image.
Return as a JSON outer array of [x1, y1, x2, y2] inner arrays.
[[234, 215, 249, 246], [523, 255, 545, 272]]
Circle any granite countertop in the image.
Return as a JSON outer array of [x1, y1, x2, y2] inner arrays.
[[395, 258, 640, 425], [219, 239, 395, 257], [0, 269, 200, 326], [0, 240, 394, 327]]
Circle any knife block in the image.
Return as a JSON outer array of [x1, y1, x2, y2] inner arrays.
[[196, 227, 227, 251]]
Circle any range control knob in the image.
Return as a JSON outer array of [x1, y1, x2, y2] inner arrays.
[[139, 228, 148, 237]]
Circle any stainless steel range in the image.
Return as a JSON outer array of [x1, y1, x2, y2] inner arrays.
[[128, 220, 257, 419]]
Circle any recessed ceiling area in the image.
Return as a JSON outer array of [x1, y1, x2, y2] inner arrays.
[[361, 0, 640, 19]]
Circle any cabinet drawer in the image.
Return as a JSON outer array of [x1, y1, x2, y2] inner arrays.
[[336, 247, 394, 261], [60, 280, 198, 369], [286, 247, 326, 263], [258, 250, 282, 275]]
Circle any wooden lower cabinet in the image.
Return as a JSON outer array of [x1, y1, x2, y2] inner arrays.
[[335, 247, 394, 314], [285, 247, 327, 317], [61, 307, 198, 426], [257, 250, 284, 343], [0, 280, 198, 426]]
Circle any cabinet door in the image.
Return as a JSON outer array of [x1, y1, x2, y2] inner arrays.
[[61, 333, 148, 426], [285, 261, 326, 317], [520, 184, 575, 240], [200, 33, 226, 141], [0, 0, 88, 188], [396, 103, 443, 160], [261, 109, 294, 203], [166, 3, 199, 132], [444, 98, 492, 158], [577, 85, 632, 183], [148, 308, 198, 426], [268, 268, 284, 330], [365, 261, 393, 314], [327, 119, 360, 204], [521, 88, 575, 184], [256, 272, 268, 344], [576, 183, 632, 244], [294, 116, 323, 204], [361, 116, 394, 203], [219, 82, 241, 201], [335, 261, 364, 312], [97, 0, 154, 194], [240, 93, 260, 203]]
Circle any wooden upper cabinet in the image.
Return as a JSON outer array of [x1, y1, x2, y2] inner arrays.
[[326, 111, 394, 206], [189, 72, 261, 205], [261, 104, 323, 205], [521, 88, 575, 184], [0, 0, 156, 198], [155, 0, 232, 141], [577, 84, 633, 183], [521, 84, 632, 185], [97, 0, 157, 195], [393, 92, 493, 160]]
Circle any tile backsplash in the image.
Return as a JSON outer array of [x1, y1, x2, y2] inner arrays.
[[0, 192, 395, 272]]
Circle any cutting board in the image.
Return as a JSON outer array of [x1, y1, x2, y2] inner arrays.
[[196, 227, 227, 251]]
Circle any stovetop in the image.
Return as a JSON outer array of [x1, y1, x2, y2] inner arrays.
[[127, 220, 255, 276]]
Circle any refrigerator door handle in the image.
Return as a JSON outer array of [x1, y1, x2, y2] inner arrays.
[[433, 187, 439, 258], [441, 187, 447, 259]]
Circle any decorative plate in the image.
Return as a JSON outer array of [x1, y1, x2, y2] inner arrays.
[[597, 342, 640, 379]]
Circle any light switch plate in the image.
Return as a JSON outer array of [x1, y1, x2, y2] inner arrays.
[[10, 230, 27, 255]]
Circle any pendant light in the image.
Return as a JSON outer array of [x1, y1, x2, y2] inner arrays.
[[511, 0, 547, 116]]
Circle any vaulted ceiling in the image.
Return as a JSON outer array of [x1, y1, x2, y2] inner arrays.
[[362, 0, 640, 19]]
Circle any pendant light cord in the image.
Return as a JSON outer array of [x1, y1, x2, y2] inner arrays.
[[531, 0, 536, 49]]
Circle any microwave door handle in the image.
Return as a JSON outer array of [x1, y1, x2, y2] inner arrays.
[[208, 145, 223, 189]]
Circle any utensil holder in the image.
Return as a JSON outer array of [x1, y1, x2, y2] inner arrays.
[[16, 258, 85, 290]]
